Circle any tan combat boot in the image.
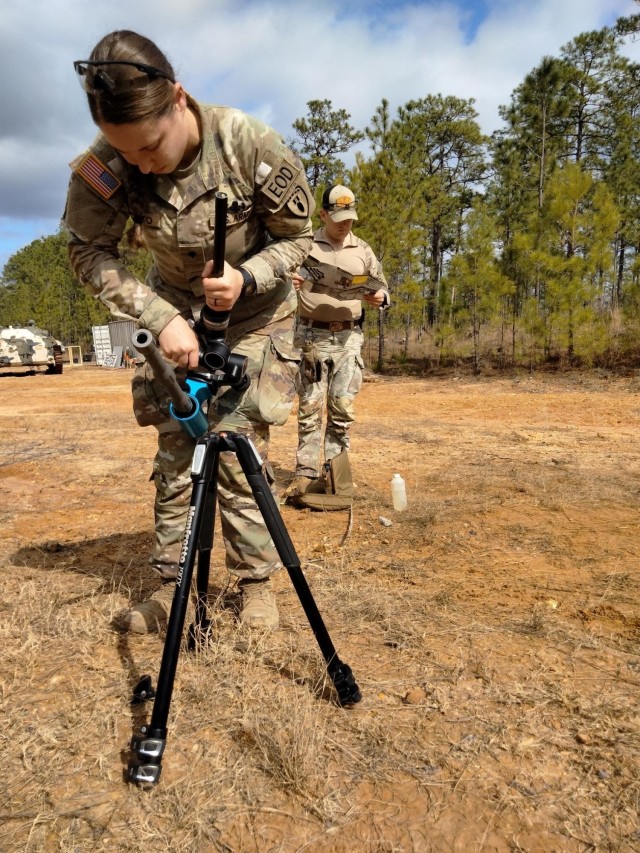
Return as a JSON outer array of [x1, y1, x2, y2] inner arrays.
[[283, 474, 317, 500], [238, 578, 279, 629], [116, 581, 175, 634]]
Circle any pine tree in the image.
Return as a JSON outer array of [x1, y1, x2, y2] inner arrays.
[[349, 100, 416, 369], [289, 99, 364, 191], [388, 95, 487, 327], [512, 163, 619, 362], [444, 200, 514, 370]]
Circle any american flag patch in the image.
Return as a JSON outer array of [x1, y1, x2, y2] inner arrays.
[[75, 153, 122, 199]]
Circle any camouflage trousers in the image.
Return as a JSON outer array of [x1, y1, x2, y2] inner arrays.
[[293, 324, 364, 478], [131, 319, 299, 580]]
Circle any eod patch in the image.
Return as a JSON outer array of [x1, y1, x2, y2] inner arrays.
[[260, 153, 302, 208]]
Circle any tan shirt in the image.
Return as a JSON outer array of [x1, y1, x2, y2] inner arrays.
[[297, 228, 388, 322]]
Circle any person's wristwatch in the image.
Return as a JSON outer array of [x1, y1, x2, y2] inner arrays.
[[240, 267, 256, 296]]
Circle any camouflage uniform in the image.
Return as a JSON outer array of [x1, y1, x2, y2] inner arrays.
[[64, 98, 314, 579], [294, 228, 387, 478]]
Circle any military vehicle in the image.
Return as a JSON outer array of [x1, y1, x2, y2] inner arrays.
[[0, 321, 64, 374]]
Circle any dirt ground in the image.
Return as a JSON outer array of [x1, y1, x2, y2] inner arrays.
[[0, 364, 639, 852]]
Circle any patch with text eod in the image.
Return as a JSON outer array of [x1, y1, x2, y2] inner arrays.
[[261, 157, 309, 216]]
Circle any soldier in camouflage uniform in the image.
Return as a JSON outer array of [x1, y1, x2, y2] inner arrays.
[[285, 185, 389, 498], [63, 30, 314, 632]]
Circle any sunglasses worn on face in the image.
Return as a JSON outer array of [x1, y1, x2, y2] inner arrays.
[[73, 60, 174, 95]]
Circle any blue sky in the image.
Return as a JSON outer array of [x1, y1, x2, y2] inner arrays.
[[1, 0, 638, 275]]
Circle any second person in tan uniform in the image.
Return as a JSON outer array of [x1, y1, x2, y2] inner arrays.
[[287, 185, 389, 496]]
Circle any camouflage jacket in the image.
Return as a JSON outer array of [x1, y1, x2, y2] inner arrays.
[[63, 98, 315, 342]]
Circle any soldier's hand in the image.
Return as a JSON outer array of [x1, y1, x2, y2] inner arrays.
[[202, 260, 243, 311], [364, 289, 387, 308], [291, 272, 304, 292], [158, 315, 200, 370]]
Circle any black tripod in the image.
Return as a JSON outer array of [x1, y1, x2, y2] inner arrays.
[[126, 194, 361, 788]]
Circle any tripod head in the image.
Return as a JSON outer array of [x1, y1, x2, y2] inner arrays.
[[189, 310, 249, 394]]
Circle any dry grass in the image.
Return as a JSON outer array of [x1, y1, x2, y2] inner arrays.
[[0, 369, 639, 851]]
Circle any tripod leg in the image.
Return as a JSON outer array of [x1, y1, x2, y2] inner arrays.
[[228, 432, 362, 707], [128, 435, 220, 786], [189, 447, 219, 649]]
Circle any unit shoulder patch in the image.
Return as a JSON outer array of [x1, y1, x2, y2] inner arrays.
[[286, 185, 311, 218], [74, 153, 122, 200], [260, 153, 300, 207]]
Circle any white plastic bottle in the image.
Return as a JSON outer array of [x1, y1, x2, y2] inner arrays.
[[391, 473, 407, 511]]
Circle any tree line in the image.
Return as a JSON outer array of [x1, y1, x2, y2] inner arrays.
[[2, 12, 640, 372]]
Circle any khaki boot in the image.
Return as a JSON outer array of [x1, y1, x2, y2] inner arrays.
[[239, 578, 279, 629], [283, 474, 317, 500], [116, 581, 175, 634]]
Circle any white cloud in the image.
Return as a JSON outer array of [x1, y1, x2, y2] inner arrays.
[[1, 0, 638, 270]]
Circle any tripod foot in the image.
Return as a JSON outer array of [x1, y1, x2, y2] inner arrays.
[[329, 661, 362, 707], [127, 760, 162, 788], [127, 728, 166, 788], [187, 618, 214, 651]]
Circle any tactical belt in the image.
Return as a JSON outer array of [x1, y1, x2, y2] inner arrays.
[[299, 317, 355, 332]]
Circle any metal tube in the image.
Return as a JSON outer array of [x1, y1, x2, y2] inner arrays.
[[132, 329, 194, 415]]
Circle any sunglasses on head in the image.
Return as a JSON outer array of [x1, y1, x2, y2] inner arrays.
[[73, 59, 174, 94]]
